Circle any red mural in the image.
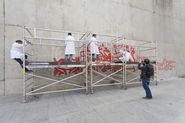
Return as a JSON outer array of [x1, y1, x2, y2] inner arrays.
[[53, 58, 82, 76], [156, 58, 176, 71], [53, 43, 177, 76], [53, 44, 137, 76], [99, 43, 112, 62]]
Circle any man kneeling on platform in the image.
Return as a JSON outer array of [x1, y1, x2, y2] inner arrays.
[[119, 49, 134, 62], [10, 40, 31, 72], [113, 49, 134, 63]]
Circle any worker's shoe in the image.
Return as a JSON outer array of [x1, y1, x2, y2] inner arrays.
[[110, 80, 115, 83], [25, 70, 33, 73], [142, 96, 152, 99]]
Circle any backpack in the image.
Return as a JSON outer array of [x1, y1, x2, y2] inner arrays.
[[146, 64, 154, 78]]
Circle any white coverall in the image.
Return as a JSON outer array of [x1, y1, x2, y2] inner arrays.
[[119, 50, 134, 62], [90, 37, 99, 55], [10, 42, 30, 71], [10, 42, 24, 59], [65, 35, 75, 55]]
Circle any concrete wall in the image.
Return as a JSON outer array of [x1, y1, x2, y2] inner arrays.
[[0, 0, 185, 95], [0, 0, 5, 95]]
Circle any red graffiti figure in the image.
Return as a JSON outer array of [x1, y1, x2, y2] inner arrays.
[[157, 58, 176, 71], [99, 43, 111, 62]]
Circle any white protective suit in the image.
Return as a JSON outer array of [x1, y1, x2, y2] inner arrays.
[[10, 42, 24, 59], [119, 50, 134, 62], [90, 37, 99, 54], [65, 35, 75, 55]]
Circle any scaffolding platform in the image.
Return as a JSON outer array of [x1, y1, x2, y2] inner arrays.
[[26, 61, 86, 68], [22, 27, 158, 102]]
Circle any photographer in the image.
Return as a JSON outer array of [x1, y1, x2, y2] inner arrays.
[[138, 58, 154, 99]]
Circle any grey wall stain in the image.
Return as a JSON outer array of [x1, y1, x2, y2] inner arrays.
[[155, 0, 173, 9]]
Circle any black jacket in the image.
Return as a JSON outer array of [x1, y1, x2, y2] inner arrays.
[[138, 63, 151, 80]]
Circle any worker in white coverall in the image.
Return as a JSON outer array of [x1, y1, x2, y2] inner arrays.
[[119, 49, 134, 62], [90, 34, 100, 61], [10, 40, 30, 72], [65, 33, 75, 62]]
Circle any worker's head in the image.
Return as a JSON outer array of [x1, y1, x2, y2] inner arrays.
[[68, 33, 72, 36], [92, 34, 96, 37], [125, 45, 129, 52], [15, 40, 23, 44], [144, 58, 150, 64]]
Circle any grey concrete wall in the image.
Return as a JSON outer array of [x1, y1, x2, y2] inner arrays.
[[0, 0, 185, 95], [0, 0, 5, 95], [154, 0, 185, 78]]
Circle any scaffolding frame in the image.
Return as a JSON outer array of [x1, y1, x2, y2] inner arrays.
[[87, 33, 126, 93], [22, 26, 158, 102], [88, 34, 158, 93], [22, 27, 89, 102]]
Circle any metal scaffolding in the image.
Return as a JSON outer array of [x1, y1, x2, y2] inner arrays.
[[22, 27, 89, 102], [22, 27, 158, 102], [87, 34, 126, 93], [87, 34, 158, 93]]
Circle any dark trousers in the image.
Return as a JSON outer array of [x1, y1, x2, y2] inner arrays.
[[65, 54, 73, 62], [142, 79, 152, 97], [14, 55, 29, 72], [92, 53, 99, 61]]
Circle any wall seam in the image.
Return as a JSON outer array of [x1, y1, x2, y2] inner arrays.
[[3, 0, 6, 96]]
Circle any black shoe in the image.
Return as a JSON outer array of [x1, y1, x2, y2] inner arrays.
[[26, 70, 33, 73], [147, 96, 152, 99], [110, 80, 115, 84], [142, 96, 148, 99], [142, 96, 152, 99]]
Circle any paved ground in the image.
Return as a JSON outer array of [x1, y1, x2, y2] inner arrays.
[[0, 78, 185, 123]]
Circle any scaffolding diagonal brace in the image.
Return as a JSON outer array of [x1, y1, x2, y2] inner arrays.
[[27, 71, 85, 94], [92, 69, 123, 85]]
